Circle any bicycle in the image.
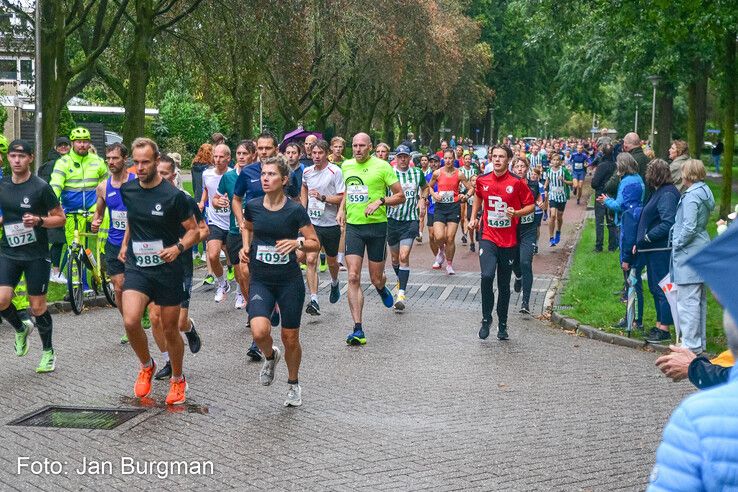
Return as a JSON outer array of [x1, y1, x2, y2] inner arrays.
[[65, 210, 116, 314]]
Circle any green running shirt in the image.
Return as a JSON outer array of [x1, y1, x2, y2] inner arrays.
[[342, 156, 399, 225]]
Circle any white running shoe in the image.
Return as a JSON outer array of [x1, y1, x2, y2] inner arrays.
[[234, 292, 246, 309], [446, 264, 456, 275], [259, 346, 281, 386], [284, 383, 302, 407], [49, 271, 67, 284], [432, 261, 441, 270], [435, 250, 446, 267], [214, 283, 231, 303]]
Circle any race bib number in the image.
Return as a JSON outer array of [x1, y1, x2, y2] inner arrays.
[[402, 182, 417, 200], [133, 240, 164, 268], [213, 203, 230, 215], [255, 245, 289, 265], [308, 198, 326, 219], [439, 191, 455, 203], [486, 196, 511, 228], [111, 210, 127, 230], [520, 213, 534, 224], [347, 185, 369, 204], [4, 222, 36, 247]]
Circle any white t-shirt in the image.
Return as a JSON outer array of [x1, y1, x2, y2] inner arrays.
[[301, 163, 345, 227], [202, 167, 230, 231]]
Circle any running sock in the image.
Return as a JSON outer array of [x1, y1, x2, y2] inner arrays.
[[337, 252, 345, 264], [236, 284, 242, 295], [310, 294, 318, 302], [392, 263, 400, 277], [398, 267, 410, 291], [161, 351, 170, 362], [217, 274, 227, 286], [354, 322, 363, 332], [398, 289, 405, 297], [287, 379, 299, 385], [35, 311, 53, 350], [0, 305, 25, 331]]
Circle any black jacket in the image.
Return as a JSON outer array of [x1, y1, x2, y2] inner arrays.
[[591, 158, 616, 195], [688, 356, 731, 389], [38, 149, 62, 184], [636, 184, 680, 250]]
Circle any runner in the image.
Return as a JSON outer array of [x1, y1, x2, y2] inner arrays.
[[426, 155, 443, 267], [329, 136, 346, 166], [468, 145, 534, 340], [570, 143, 590, 204], [459, 152, 478, 246], [416, 154, 431, 243], [428, 149, 472, 275], [510, 156, 542, 314], [300, 139, 344, 315], [232, 133, 300, 347], [0, 140, 65, 372], [240, 155, 320, 407], [118, 138, 199, 405], [386, 145, 428, 311], [336, 132, 405, 345], [91, 143, 136, 343], [215, 140, 255, 312], [466, 174, 479, 253], [149, 155, 206, 380], [199, 143, 232, 303], [375, 143, 390, 161], [544, 154, 573, 247]]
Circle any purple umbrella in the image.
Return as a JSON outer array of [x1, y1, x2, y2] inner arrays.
[[279, 128, 324, 152]]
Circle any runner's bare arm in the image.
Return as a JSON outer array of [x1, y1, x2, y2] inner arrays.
[[300, 183, 309, 209], [119, 227, 130, 262], [232, 195, 245, 230], [91, 181, 107, 232], [160, 215, 199, 263], [198, 187, 208, 212], [276, 223, 320, 255], [36, 205, 66, 229], [197, 216, 209, 243], [239, 220, 253, 264], [336, 194, 347, 227]]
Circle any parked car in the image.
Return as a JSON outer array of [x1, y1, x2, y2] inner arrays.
[[105, 131, 123, 146]]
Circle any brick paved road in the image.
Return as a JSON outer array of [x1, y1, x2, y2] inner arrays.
[[0, 260, 691, 491]]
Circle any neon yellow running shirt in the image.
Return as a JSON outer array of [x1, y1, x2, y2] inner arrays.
[[342, 155, 399, 225]]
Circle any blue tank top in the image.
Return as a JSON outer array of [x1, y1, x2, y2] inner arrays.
[[106, 174, 136, 246]]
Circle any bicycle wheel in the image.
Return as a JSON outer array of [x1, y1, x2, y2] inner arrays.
[[66, 252, 84, 315], [100, 263, 117, 308]]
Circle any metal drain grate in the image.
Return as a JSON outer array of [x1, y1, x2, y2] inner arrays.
[[8, 406, 146, 430]]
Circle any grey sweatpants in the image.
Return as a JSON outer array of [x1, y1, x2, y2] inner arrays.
[[676, 283, 707, 354]]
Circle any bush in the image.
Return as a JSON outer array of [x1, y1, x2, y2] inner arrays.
[[155, 90, 225, 154]]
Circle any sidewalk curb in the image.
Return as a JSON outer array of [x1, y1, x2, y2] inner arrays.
[[549, 312, 669, 354], [49, 296, 112, 314]]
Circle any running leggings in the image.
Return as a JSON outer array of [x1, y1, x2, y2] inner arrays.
[[478, 240, 516, 327], [512, 225, 537, 306]]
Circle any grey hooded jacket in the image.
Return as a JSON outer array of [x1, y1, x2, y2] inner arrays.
[[670, 181, 715, 284]]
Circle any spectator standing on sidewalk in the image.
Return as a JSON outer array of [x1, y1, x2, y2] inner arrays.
[[668, 159, 715, 354], [667, 140, 690, 192], [623, 132, 649, 197], [591, 144, 618, 252], [636, 159, 680, 343], [711, 138, 724, 173]]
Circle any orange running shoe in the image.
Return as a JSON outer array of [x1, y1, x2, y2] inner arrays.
[[166, 376, 188, 405], [134, 361, 157, 398]]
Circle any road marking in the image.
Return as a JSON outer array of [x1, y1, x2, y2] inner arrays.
[[438, 285, 455, 301]]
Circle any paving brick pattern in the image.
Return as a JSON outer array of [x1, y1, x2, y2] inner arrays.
[[0, 260, 691, 491]]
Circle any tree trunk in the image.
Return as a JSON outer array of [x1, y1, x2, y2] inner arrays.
[[491, 108, 499, 145], [38, 0, 68, 155], [382, 111, 395, 146], [655, 84, 674, 159], [687, 65, 708, 158], [121, 0, 155, 147], [721, 30, 736, 218], [235, 90, 255, 138]]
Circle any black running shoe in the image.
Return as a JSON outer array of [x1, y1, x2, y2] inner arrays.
[[305, 299, 321, 316], [497, 325, 509, 340], [519, 305, 530, 315], [461, 234, 468, 245], [469, 243, 476, 253], [329, 282, 340, 304], [184, 320, 202, 354], [478, 319, 491, 340], [514, 276, 522, 293], [154, 360, 172, 380], [246, 341, 262, 361], [647, 329, 671, 344]]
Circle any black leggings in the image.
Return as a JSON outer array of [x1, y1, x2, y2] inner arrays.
[[512, 225, 537, 306], [478, 240, 516, 327]]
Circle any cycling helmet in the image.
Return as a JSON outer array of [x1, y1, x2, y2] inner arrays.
[[69, 127, 91, 141], [0, 134, 8, 154]]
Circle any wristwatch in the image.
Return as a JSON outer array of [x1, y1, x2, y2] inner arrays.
[[379, 197, 386, 205], [320, 194, 326, 202], [297, 238, 305, 250], [37, 216, 44, 227], [176, 242, 185, 253]]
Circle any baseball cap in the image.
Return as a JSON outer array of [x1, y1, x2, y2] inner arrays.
[[55, 136, 71, 146], [8, 139, 33, 155], [428, 154, 440, 161], [395, 145, 411, 156]]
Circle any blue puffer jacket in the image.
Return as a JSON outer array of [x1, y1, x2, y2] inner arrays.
[[647, 367, 738, 491], [604, 173, 645, 226]]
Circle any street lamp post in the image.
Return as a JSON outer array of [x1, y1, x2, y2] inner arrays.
[[633, 93, 643, 133], [34, 0, 42, 173], [647, 76, 661, 146], [259, 84, 264, 132]]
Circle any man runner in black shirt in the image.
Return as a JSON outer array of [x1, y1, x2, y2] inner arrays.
[[0, 140, 66, 373], [118, 138, 199, 405]]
